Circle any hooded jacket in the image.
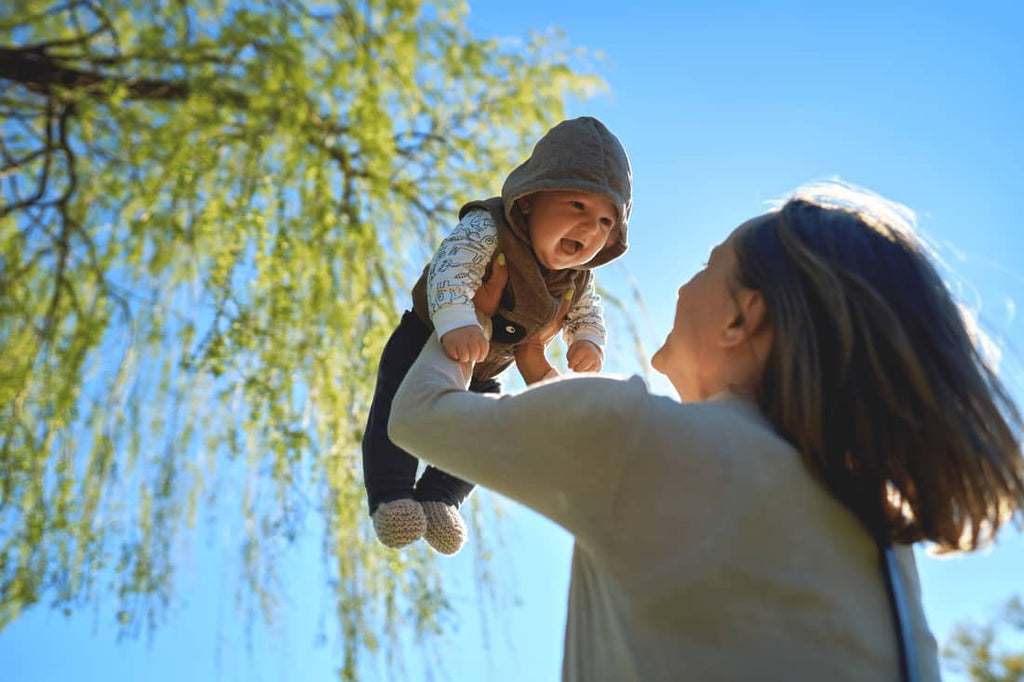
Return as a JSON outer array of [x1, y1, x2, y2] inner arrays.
[[411, 116, 633, 380]]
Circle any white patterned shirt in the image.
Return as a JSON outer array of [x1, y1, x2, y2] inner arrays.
[[426, 209, 606, 350]]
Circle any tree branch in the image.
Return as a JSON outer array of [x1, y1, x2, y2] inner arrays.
[[0, 46, 189, 101]]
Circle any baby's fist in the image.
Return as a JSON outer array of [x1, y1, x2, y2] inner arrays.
[[567, 339, 603, 373], [441, 325, 490, 364]]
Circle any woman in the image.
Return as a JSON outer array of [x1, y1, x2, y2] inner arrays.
[[388, 183, 1024, 681]]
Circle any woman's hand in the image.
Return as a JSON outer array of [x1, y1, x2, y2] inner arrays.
[[471, 252, 508, 317], [514, 290, 573, 385], [471, 251, 574, 384]]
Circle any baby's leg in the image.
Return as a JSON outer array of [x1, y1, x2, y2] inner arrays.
[[362, 312, 431, 547]]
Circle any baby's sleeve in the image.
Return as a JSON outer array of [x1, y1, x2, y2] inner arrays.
[[426, 209, 499, 341], [562, 277, 606, 350]]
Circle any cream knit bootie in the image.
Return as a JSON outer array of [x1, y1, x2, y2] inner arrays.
[[421, 501, 467, 555], [371, 499, 427, 549]]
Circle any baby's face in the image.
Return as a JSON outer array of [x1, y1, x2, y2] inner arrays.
[[520, 191, 617, 271]]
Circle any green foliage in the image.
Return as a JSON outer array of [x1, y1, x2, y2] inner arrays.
[[0, 0, 603, 676], [944, 596, 1024, 682]]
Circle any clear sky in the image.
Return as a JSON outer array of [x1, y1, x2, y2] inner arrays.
[[3, 1, 1023, 680]]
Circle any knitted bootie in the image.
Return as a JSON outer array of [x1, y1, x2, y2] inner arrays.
[[371, 498, 427, 549], [421, 501, 468, 555]]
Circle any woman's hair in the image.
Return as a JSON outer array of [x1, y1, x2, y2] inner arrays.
[[733, 182, 1024, 552]]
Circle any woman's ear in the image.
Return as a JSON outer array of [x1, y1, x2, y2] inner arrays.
[[519, 195, 533, 214], [720, 289, 769, 347]]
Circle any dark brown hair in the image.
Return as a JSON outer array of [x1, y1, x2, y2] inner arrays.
[[733, 184, 1024, 552]]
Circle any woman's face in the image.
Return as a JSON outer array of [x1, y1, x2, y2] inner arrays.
[[651, 225, 751, 401]]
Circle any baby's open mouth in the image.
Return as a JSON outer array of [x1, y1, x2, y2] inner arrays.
[[561, 238, 583, 254]]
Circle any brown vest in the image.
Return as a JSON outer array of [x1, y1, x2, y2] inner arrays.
[[411, 198, 593, 380]]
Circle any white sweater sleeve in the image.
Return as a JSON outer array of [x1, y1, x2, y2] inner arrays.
[[388, 334, 649, 537], [561, 277, 606, 350], [426, 209, 498, 340]]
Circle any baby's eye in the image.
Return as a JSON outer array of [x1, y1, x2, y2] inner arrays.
[[571, 201, 585, 210], [600, 217, 614, 229]]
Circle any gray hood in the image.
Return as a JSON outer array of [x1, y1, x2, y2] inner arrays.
[[501, 117, 632, 269]]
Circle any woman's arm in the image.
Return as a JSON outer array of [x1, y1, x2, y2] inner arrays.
[[388, 335, 650, 537], [513, 290, 572, 384]]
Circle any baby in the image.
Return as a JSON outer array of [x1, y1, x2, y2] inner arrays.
[[362, 116, 632, 554]]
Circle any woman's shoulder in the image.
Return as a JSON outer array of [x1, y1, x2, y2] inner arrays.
[[636, 391, 803, 484], [646, 390, 776, 434], [525, 373, 651, 418], [547, 376, 772, 423], [545, 377, 788, 457]]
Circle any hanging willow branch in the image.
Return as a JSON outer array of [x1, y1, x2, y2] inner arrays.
[[0, 1, 607, 678]]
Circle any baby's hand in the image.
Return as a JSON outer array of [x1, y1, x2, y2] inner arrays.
[[441, 325, 490, 363], [567, 339, 603, 373]]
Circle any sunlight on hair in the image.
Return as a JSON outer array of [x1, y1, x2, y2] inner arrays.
[[887, 462, 1006, 556], [885, 481, 915, 524], [771, 178, 1008, 377], [769, 178, 919, 244], [959, 303, 1004, 374]]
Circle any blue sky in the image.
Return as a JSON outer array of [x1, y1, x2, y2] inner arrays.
[[3, 1, 1023, 680]]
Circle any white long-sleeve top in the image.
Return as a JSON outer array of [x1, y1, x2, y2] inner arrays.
[[426, 209, 607, 350], [388, 336, 942, 682]]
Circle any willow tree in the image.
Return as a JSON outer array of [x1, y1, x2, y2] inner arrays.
[[0, 0, 603, 675], [944, 596, 1024, 682]]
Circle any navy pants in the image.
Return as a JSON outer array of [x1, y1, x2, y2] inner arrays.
[[362, 311, 501, 514]]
